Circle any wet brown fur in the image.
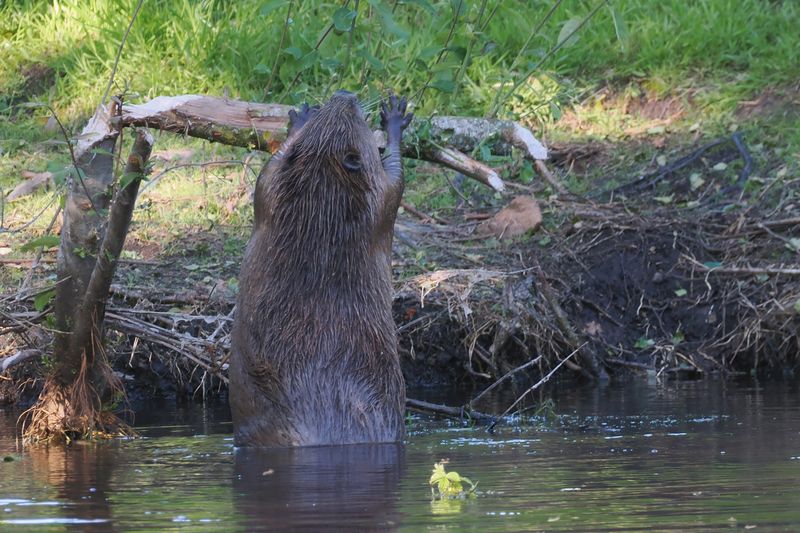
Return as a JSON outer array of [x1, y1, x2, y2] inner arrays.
[[230, 92, 408, 446]]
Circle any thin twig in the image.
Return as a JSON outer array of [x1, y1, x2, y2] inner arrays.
[[264, 0, 295, 99], [488, 343, 584, 432], [469, 354, 542, 408]]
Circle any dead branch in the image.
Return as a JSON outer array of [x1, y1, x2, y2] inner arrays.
[[420, 146, 505, 192], [109, 285, 224, 306], [488, 344, 583, 432], [116, 95, 550, 192], [1, 349, 42, 373], [534, 159, 568, 195], [405, 398, 494, 422], [105, 311, 228, 383], [683, 255, 800, 276], [469, 355, 543, 409]]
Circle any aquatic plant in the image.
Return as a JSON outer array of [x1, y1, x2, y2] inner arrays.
[[429, 461, 477, 499]]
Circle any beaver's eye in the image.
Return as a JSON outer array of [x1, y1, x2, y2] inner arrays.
[[342, 153, 361, 172]]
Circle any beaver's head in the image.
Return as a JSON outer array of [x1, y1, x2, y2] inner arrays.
[[280, 91, 382, 188]]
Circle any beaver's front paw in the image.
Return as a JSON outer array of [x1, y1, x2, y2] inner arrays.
[[380, 94, 413, 135], [288, 103, 319, 135]]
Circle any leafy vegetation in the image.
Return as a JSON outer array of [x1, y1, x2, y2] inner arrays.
[[429, 461, 477, 499], [1, 0, 798, 121]]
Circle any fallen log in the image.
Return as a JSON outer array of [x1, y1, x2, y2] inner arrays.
[[116, 94, 551, 193]]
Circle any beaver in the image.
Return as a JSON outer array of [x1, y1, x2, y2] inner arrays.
[[229, 91, 413, 447]]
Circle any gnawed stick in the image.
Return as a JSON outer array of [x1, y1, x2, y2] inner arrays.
[[420, 146, 505, 192], [405, 398, 494, 422], [117, 95, 550, 192]]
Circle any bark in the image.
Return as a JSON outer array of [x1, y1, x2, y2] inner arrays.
[[420, 146, 505, 192], [67, 129, 154, 381], [53, 104, 119, 388], [117, 95, 551, 192]]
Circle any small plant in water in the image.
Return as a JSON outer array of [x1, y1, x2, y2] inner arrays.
[[429, 461, 477, 500]]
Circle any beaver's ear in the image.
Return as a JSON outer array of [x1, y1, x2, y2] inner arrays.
[[342, 153, 362, 172]]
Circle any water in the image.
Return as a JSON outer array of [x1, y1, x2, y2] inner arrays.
[[1, 380, 799, 531]]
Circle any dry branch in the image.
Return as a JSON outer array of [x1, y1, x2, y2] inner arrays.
[[1, 349, 42, 373], [405, 398, 494, 422], [420, 146, 504, 192], [683, 255, 800, 276], [117, 95, 550, 192]]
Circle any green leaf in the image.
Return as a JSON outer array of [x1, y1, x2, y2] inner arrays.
[[703, 261, 722, 269], [253, 63, 271, 74], [608, 3, 629, 50], [34, 289, 56, 312], [418, 46, 442, 61], [793, 299, 800, 314], [428, 79, 455, 93], [91, 147, 115, 157], [119, 171, 141, 190], [321, 57, 341, 71], [674, 288, 687, 297], [332, 8, 357, 32], [654, 195, 674, 204], [634, 337, 655, 349], [446, 471, 461, 483], [689, 172, 705, 191], [283, 46, 303, 59], [429, 463, 447, 485], [369, 0, 409, 40], [296, 50, 320, 72], [548, 100, 561, 120], [20, 235, 60, 252], [556, 18, 581, 48]]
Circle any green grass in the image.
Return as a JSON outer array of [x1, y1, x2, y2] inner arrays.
[[1, 0, 798, 121]]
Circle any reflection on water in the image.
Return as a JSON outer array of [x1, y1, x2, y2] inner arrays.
[[234, 444, 403, 531], [0, 380, 798, 531]]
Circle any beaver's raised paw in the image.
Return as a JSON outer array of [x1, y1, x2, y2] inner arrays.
[[288, 103, 319, 135], [380, 94, 413, 134]]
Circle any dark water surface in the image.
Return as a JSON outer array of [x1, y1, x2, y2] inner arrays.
[[1, 380, 799, 531]]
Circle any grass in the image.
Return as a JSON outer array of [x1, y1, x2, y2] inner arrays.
[[1, 0, 798, 289], [1, 0, 798, 119]]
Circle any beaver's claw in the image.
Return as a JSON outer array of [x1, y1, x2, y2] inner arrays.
[[380, 94, 413, 133], [288, 103, 319, 134]]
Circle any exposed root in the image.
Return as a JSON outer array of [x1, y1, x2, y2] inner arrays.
[[19, 348, 132, 444]]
